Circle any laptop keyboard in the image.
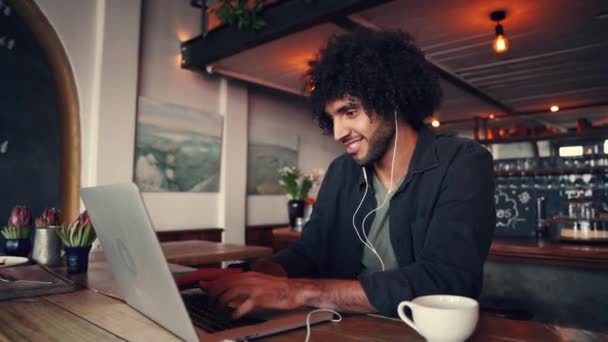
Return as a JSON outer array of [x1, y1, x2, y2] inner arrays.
[[181, 290, 265, 333]]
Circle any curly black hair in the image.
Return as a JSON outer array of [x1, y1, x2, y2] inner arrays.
[[306, 28, 442, 134]]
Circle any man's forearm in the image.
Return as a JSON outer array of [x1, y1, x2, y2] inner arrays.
[[294, 279, 377, 313], [251, 260, 376, 313]]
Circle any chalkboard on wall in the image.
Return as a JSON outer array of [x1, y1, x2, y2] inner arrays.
[[0, 0, 61, 247], [494, 183, 538, 237]]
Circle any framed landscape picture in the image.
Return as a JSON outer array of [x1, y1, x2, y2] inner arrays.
[[134, 97, 223, 192], [247, 133, 298, 195]]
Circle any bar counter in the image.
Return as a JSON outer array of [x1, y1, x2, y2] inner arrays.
[[272, 228, 608, 269], [489, 238, 608, 270]]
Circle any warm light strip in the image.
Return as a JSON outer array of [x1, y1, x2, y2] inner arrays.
[[559, 146, 583, 157]]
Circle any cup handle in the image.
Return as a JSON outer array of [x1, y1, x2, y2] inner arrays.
[[397, 301, 421, 335]]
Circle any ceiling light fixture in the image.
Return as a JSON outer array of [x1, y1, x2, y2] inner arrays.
[[550, 105, 559, 112], [490, 10, 509, 54], [431, 119, 441, 128], [488, 114, 496, 119]]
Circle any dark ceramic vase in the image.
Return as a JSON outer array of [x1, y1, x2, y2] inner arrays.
[[287, 200, 306, 229], [5, 238, 32, 257], [65, 246, 92, 274]]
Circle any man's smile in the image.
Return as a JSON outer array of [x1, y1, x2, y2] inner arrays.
[[344, 138, 364, 155]]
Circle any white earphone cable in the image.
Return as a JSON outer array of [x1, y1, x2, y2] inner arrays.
[[358, 110, 401, 272], [304, 309, 342, 342], [310, 111, 400, 341], [352, 171, 376, 251]]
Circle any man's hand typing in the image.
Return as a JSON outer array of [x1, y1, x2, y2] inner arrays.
[[203, 272, 306, 319]]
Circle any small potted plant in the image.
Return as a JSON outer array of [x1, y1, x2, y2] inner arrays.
[[1, 205, 33, 257], [56, 211, 96, 274], [32, 208, 63, 266], [278, 167, 323, 229]]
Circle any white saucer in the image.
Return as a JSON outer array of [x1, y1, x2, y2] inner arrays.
[[0, 256, 29, 268]]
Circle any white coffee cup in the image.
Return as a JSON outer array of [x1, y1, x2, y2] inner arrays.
[[397, 295, 479, 342]]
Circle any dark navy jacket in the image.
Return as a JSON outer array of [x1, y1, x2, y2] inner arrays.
[[273, 127, 496, 317]]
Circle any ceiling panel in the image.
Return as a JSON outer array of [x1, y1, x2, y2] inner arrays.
[[437, 80, 504, 121], [209, 0, 608, 130], [358, 0, 608, 122]]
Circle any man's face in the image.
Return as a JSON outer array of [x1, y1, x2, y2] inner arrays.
[[325, 96, 395, 166]]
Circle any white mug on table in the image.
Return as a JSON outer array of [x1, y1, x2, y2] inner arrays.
[[397, 295, 479, 342]]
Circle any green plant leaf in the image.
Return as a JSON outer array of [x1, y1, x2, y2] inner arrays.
[[77, 226, 85, 245], [299, 177, 313, 200], [255, 1, 264, 12], [55, 223, 95, 247], [80, 226, 93, 246], [215, 6, 231, 21], [1, 227, 31, 239], [68, 225, 74, 245], [214, 0, 266, 31]]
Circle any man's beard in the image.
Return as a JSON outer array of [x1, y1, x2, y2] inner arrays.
[[353, 121, 395, 166]]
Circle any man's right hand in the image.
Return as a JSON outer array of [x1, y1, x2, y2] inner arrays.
[[174, 260, 286, 290]]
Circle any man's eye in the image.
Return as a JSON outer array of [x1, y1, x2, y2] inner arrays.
[[346, 111, 357, 118]]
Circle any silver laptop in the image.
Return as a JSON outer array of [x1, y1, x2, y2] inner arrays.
[[81, 183, 333, 341]]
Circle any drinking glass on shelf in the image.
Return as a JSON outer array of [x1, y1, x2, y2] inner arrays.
[[593, 155, 605, 167], [516, 159, 526, 172], [504, 159, 514, 172], [583, 155, 592, 168], [495, 160, 507, 172]]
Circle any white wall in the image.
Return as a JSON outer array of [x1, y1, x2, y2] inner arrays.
[[218, 79, 248, 243], [34, 0, 99, 188], [137, 0, 224, 232], [34, 0, 340, 242], [36, 0, 141, 187], [246, 87, 342, 225]]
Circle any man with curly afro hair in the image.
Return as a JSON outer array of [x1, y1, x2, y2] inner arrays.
[[203, 29, 496, 321]]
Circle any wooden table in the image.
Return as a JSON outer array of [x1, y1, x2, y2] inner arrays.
[[160, 240, 273, 266], [265, 313, 608, 341], [272, 227, 302, 251], [90, 240, 273, 266], [77, 240, 272, 299], [1, 240, 607, 341], [1, 288, 607, 341], [0, 290, 177, 341]]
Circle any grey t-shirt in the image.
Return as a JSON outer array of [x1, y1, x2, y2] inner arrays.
[[360, 174, 399, 275]]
